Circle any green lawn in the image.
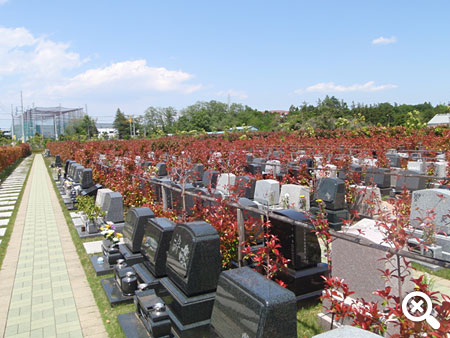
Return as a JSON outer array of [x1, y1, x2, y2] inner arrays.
[[412, 262, 450, 280]]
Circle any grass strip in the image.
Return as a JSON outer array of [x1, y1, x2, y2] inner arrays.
[[0, 155, 33, 270], [412, 262, 450, 280], [44, 157, 133, 338]]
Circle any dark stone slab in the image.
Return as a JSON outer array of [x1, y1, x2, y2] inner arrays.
[[202, 170, 219, 189], [270, 209, 321, 270], [134, 289, 172, 337], [386, 153, 401, 168], [156, 163, 168, 177], [123, 207, 155, 253], [90, 255, 114, 276], [235, 176, 256, 199], [140, 217, 176, 278], [118, 312, 151, 338], [210, 267, 297, 338], [160, 277, 216, 326], [171, 183, 195, 216], [364, 167, 390, 188], [80, 184, 103, 198], [395, 169, 427, 191], [312, 177, 346, 210], [55, 154, 62, 167], [80, 168, 93, 189], [166, 221, 221, 297], [74, 165, 85, 184], [101, 277, 134, 306]]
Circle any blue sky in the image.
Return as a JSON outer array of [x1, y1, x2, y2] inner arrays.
[[0, 0, 449, 127]]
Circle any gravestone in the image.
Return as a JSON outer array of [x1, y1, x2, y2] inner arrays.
[[313, 326, 380, 338], [246, 153, 254, 164], [171, 183, 195, 216], [191, 163, 204, 181], [386, 153, 401, 168], [332, 218, 414, 303], [74, 165, 85, 184], [279, 184, 310, 211], [210, 267, 297, 338], [216, 174, 236, 196], [102, 217, 177, 307], [338, 163, 362, 182], [150, 221, 221, 337], [96, 188, 113, 208], [69, 163, 81, 180], [270, 209, 328, 301], [103, 192, 124, 224], [55, 155, 62, 167], [410, 189, 450, 259], [64, 160, 75, 178], [202, 170, 219, 189], [407, 161, 426, 173], [364, 167, 390, 193], [265, 160, 281, 176], [316, 164, 337, 179], [245, 163, 262, 175], [254, 179, 280, 206], [91, 207, 155, 276], [235, 176, 256, 199], [80, 168, 93, 189], [434, 161, 448, 178], [311, 177, 348, 230], [253, 158, 266, 171], [395, 169, 427, 191], [156, 163, 167, 177], [351, 185, 382, 218]]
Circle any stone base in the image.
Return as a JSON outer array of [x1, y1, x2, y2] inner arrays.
[[118, 312, 151, 338], [277, 263, 329, 305], [380, 187, 392, 196], [90, 255, 114, 276], [310, 207, 348, 230], [160, 277, 215, 326], [167, 307, 210, 338], [101, 277, 134, 306], [76, 226, 103, 239]]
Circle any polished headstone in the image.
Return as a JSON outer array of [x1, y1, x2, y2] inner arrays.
[[235, 176, 256, 199], [364, 167, 390, 189], [279, 184, 310, 211], [313, 177, 346, 210], [166, 221, 221, 297], [202, 170, 219, 189], [95, 188, 113, 207], [211, 267, 297, 338], [395, 169, 426, 191], [123, 207, 155, 253]]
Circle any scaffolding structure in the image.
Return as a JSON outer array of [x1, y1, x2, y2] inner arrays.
[[12, 106, 84, 141]]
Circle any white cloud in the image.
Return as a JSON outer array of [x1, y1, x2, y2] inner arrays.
[[372, 36, 397, 45], [0, 0, 9, 5], [48, 60, 201, 96], [295, 81, 397, 94], [217, 89, 248, 100]]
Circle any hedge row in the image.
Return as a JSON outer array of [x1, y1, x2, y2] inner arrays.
[[0, 144, 31, 173]]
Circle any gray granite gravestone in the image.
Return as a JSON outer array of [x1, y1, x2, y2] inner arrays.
[[254, 179, 280, 206], [156, 163, 167, 177], [396, 169, 427, 191], [235, 176, 256, 199], [103, 191, 124, 224], [80, 168, 93, 189]]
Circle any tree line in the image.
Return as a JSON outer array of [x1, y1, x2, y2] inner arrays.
[[61, 96, 449, 139]]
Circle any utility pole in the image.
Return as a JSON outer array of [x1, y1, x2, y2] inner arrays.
[[10, 104, 15, 141], [129, 115, 132, 138], [20, 91, 25, 142]]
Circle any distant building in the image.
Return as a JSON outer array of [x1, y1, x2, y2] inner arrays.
[[229, 126, 258, 132], [266, 110, 289, 117], [427, 113, 450, 127], [96, 123, 118, 138]]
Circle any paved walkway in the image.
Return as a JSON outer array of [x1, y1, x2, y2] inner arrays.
[[0, 155, 107, 337]]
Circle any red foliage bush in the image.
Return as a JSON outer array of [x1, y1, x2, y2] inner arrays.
[[0, 143, 30, 173]]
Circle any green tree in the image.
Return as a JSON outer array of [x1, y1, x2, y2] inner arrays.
[[113, 109, 129, 139]]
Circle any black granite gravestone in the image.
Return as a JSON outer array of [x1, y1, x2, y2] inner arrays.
[[202, 170, 219, 189], [171, 183, 195, 216], [210, 267, 297, 338], [74, 165, 85, 184], [253, 158, 266, 172], [156, 163, 168, 177], [102, 217, 176, 306], [235, 176, 256, 199], [69, 163, 81, 180], [311, 177, 349, 230], [80, 168, 93, 189], [90, 207, 155, 276], [313, 177, 346, 210], [245, 163, 262, 175], [64, 160, 75, 178], [246, 153, 254, 164], [80, 184, 102, 198], [270, 209, 328, 302], [160, 221, 220, 336], [55, 154, 62, 167], [192, 163, 204, 181]]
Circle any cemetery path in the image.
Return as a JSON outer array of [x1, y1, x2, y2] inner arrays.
[[0, 155, 107, 338]]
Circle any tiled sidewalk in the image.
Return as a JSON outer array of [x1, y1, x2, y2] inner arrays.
[[0, 155, 106, 337]]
